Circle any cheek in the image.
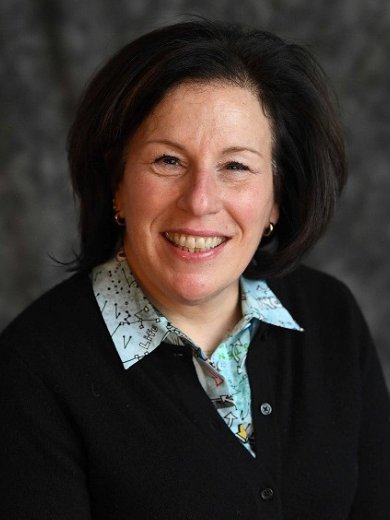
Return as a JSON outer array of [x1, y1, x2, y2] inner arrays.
[[120, 175, 150, 212], [121, 176, 175, 231], [232, 183, 275, 227]]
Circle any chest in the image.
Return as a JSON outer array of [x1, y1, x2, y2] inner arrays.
[[54, 331, 360, 520]]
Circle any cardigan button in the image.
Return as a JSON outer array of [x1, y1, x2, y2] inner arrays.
[[260, 488, 274, 501], [260, 402, 272, 415]]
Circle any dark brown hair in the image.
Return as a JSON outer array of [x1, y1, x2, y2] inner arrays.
[[68, 18, 347, 278]]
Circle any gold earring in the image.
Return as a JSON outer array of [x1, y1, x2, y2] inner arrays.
[[263, 222, 274, 237], [114, 212, 126, 226]]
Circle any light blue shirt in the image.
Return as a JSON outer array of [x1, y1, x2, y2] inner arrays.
[[92, 250, 302, 456]]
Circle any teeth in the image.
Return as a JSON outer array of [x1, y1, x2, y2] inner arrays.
[[165, 232, 226, 252], [187, 236, 195, 250]]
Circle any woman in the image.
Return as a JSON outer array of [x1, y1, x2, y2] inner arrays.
[[1, 19, 389, 520]]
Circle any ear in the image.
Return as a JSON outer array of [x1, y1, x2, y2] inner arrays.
[[270, 202, 279, 225], [113, 185, 124, 214]]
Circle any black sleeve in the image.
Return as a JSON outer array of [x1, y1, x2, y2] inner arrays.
[[0, 345, 92, 520], [349, 317, 390, 519]]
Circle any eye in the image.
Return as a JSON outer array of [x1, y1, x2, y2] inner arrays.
[[154, 154, 179, 166], [225, 161, 250, 172], [151, 154, 184, 177]]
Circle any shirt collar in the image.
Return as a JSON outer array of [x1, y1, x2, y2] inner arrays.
[[240, 277, 303, 331], [92, 252, 302, 370]]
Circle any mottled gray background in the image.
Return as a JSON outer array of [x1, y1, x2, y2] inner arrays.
[[1, 0, 389, 386]]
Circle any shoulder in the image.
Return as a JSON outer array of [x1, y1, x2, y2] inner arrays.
[[267, 264, 368, 335], [269, 264, 358, 308], [1, 272, 93, 335], [0, 272, 107, 366], [265, 266, 381, 395], [269, 264, 351, 297]]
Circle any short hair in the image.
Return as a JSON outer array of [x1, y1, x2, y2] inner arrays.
[[68, 18, 347, 279]]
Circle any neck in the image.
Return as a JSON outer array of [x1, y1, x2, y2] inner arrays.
[[144, 283, 242, 358]]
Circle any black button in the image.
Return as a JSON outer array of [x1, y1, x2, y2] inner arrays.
[[260, 402, 272, 415], [260, 488, 274, 501]]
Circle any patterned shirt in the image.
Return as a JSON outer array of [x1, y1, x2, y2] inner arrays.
[[92, 250, 302, 456]]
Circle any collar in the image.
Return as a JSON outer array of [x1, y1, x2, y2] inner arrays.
[[92, 252, 303, 369]]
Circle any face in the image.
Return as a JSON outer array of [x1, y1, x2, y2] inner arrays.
[[115, 82, 279, 311]]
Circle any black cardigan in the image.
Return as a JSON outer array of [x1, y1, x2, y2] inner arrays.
[[0, 266, 389, 520]]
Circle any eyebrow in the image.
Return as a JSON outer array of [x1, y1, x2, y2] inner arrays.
[[144, 140, 264, 158], [223, 146, 264, 159], [144, 139, 186, 150]]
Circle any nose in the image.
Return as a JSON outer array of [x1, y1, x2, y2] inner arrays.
[[177, 168, 223, 217]]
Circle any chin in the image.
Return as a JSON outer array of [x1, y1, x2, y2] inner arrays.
[[165, 274, 236, 307]]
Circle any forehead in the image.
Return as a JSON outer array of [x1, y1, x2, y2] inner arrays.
[[155, 80, 262, 116], [131, 80, 272, 147]]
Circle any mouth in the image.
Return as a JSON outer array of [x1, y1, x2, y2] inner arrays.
[[164, 232, 227, 253]]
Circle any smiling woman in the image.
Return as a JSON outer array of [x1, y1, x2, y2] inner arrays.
[[114, 82, 278, 351], [0, 18, 389, 520]]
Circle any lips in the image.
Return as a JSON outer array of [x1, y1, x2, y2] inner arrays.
[[164, 232, 227, 253]]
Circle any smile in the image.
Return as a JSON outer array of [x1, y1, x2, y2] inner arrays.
[[164, 232, 227, 253]]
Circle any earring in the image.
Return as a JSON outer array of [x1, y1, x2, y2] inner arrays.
[[263, 222, 275, 237], [114, 212, 126, 226], [113, 199, 126, 227]]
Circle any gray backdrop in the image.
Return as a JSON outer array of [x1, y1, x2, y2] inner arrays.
[[1, 0, 389, 386]]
